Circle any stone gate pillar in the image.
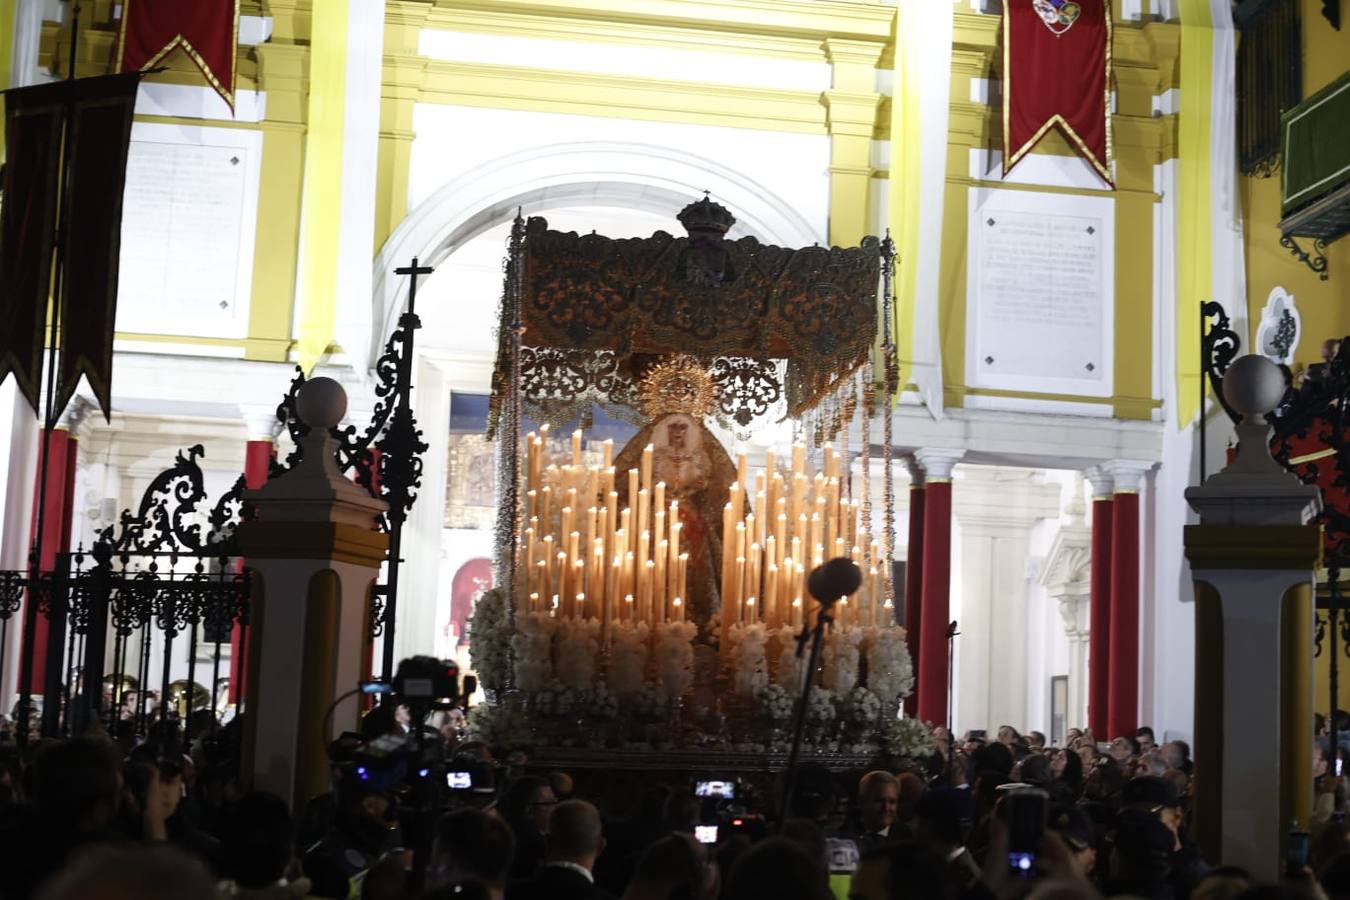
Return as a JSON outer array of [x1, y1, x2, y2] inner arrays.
[[1184, 356, 1320, 880], [237, 378, 388, 810]]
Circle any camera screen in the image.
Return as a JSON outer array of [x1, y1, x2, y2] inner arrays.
[[694, 825, 718, 844], [446, 770, 472, 790], [694, 780, 735, 799]]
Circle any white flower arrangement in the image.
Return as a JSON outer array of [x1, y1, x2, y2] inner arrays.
[[757, 682, 794, 723], [652, 621, 697, 699], [821, 626, 863, 694], [554, 617, 600, 695], [511, 612, 557, 692], [533, 678, 576, 717], [608, 621, 650, 696], [634, 680, 668, 720], [842, 685, 882, 727], [865, 625, 915, 713], [589, 680, 620, 720], [775, 626, 805, 693], [805, 686, 837, 727], [467, 700, 531, 747], [729, 622, 769, 698], [467, 587, 510, 694], [882, 716, 936, 761]]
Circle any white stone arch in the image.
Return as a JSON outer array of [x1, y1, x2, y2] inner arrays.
[[354, 141, 823, 372]]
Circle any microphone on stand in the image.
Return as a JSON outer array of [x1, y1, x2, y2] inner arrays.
[[781, 558, 863, 831]]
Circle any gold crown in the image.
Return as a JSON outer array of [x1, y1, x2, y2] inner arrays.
[[636, 355, 717, 421]]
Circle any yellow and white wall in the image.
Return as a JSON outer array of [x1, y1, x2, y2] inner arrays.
[[4, 0, 1317, 741]]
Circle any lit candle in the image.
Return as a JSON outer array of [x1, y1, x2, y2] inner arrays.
[[529, 591, 539, 615], [571, 429, 583, 466], [745, 595, 757, 625], [735, 557, 747, 624], [677, 553, 688, 604], [603, 438, 614, 469], [654, 539, 668, 622], [645, 559, 657, 622], [673, 597, 685, 622], [641, 444, 654, 491], [765, 564, 780, 629]]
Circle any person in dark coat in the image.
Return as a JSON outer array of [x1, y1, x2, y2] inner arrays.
[[507, 799, 613, 900]]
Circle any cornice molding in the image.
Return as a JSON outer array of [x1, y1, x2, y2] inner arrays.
[[419, 59, 828, 133], [431, 0, 895, 49]]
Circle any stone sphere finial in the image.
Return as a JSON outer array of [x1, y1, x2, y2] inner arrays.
[[296, 377, 347, 430], [1222, 354, 1286, 418]]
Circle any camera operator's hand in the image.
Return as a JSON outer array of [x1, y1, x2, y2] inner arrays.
[[979, 817, 1100, 900]]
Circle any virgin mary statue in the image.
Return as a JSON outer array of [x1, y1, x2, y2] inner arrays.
[[613, 357, 738, 635]]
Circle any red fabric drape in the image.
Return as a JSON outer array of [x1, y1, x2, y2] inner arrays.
[[1002, 0, 1113, 185], [917, 480, 953, 725], [1088, 496, 1113, 736], [1108, 491, 1140, 738], [230, 439, 274, 704], [25, 430, 76, 685], [903, 485, 926, 717], [116, 0, 239, 108]]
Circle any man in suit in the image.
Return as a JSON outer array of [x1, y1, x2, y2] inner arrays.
[[836, 771, 901, 855], [508, 799, 613, 900]]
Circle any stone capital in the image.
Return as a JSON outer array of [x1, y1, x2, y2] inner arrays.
[[1102, 460, 1153, 494], [914, 448, 965, 482], [1085, 466, 1114, 500], [242, 405, 284, 443], [57, 396, 95, 440]]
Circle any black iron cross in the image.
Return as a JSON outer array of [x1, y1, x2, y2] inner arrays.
[[395, 256, 435, 315]]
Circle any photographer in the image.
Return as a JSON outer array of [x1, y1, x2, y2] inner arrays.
[[302, 780, 406, 899]]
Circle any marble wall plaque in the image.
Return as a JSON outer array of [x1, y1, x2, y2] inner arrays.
[[965, 188, 1115, 398], [116, 123, 261, 339]]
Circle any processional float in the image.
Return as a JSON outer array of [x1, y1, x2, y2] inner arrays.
[[470, 197, 933, 767]]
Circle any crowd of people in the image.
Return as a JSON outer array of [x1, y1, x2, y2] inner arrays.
[[1, 712, 1348, 900]]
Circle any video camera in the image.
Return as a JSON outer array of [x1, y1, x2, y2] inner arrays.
[[691, 778, 766, 844], [327, 656, 476, 811]]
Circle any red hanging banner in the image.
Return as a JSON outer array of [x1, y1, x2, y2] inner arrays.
[[1002, 0, 1113, 186], [115, 0, 239, 109]]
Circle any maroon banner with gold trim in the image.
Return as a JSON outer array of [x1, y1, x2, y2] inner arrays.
[[1002, 0, 1113, 186], [116, 0, 239, 109], [0, 87, 64, 414]]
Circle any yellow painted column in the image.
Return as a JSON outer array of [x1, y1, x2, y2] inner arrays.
[[822, 39, 883, 248], [245, 2, 309, 362], [1112, 150, 1156, 420], [374, 1, 432, 252], [1283, 581, 1314, 842]]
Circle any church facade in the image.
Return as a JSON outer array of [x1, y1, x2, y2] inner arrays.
[[1, 0, 1349, 746]]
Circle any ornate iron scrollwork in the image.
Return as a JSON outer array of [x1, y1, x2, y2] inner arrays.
[[1201, 301, 1243, 425], [1280, 234, 1330, 281], [0, 571, 24, 619]]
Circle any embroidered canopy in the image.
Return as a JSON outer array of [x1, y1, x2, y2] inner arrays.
[[491, 199, 886, 434]]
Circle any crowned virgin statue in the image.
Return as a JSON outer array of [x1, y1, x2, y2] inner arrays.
[[613, 357, 739, 636]]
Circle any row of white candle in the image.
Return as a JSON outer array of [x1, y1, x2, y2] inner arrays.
[[521, 425, 690, 647]]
